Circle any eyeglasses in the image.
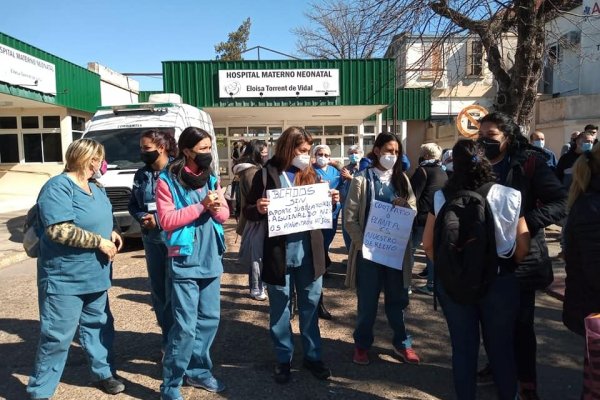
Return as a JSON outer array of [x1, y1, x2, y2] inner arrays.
[[315, 153, 330, 157]]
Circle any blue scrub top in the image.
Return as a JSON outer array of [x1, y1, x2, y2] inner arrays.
[[37, 174, 114, 295], [170, 183, 224, 279]]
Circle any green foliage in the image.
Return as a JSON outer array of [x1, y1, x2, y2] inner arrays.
[[215, 18, 252, 61]]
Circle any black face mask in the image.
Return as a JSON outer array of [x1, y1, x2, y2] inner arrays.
[[477, 137, 503, 161], [193, 153, 213, 170], [140, 150, 160, 166]]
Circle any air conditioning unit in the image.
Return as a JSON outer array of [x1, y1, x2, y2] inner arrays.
[[562, 31, 581, 46], [434, 77, 448, 89]]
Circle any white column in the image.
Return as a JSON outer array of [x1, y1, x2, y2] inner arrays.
[[399, 120, 408, 151], [60, 114, 72, 163], [376, 111, 383, 134]]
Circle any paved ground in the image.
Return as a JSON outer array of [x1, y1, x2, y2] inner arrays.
[[0, 216, 585, 400]]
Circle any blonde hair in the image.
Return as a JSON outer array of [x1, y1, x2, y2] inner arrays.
[[568, 142, 600, 209], [420, 142, 442, 160], [64, 139, 105, 179]]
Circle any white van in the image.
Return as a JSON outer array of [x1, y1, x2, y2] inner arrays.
[[83, 93, 218, 237]]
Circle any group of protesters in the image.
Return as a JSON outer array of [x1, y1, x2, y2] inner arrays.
[[25, 114, 600, 400]]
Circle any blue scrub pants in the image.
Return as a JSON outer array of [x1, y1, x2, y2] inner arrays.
[[27, 290, 113, 399], [437, 274, 520, 400], [267, 264, 323, 364], [353, 253, 412, 350], [142, 237, 173, 347], [160, 276, 221, 400]]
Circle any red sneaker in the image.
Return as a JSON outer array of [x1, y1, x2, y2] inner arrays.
[[394, 347, 420, 364], [352, 347, 370, 365]]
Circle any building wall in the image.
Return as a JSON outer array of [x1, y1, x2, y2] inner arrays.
[[87, 63, 139, 105]]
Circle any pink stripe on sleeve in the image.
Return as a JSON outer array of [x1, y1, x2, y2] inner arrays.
[[156, 179, 205, 231]]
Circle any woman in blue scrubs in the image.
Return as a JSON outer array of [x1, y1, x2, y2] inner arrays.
[[156, 127, 229, 400], [128, 129, 177, 353], [27, 139, 125, 400]]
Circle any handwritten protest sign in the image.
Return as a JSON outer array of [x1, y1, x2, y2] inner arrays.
[[267, 183, 332, 237], [362, 200, 416, 270]]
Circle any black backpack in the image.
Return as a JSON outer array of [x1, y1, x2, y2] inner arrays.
[[433, 182, 498, 305]]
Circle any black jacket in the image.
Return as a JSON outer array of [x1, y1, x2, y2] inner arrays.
[[556, 150, 580, 185], [502, 149, 567, 290], [243, 162, 326, 286], [410, 163, 448, 226], [563, 175, 600, 336]]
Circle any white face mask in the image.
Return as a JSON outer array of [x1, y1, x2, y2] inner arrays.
[[379, 154, 397, 170], [292, 154, 311, 170], [315, 156, 329, 168]]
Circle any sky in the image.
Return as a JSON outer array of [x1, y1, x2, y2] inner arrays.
[[2, 0, 311, 91]]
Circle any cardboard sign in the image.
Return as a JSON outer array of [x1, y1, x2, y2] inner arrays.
[[362, 200, 416, 270], [267, 183, 332, 237]]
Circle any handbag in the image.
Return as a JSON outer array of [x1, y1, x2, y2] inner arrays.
[[239, 168, 267, 268]]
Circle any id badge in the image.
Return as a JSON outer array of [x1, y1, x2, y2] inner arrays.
[[147, 202, 157, 212]]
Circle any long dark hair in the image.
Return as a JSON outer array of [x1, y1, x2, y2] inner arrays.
[[367, 132, 409, 199], [445, 139, 496, 193], [238, 139, 267, 166], [271, 126, 317, 186], [168, 127, 212, 187], [479, 112, 532, 157], [141, 129, 177, 157]]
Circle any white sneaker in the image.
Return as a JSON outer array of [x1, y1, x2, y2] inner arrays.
[[251, 291, 268, 301]]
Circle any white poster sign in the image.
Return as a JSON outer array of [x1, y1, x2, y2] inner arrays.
[[0, 43, 56, 95], [362, 200, 416, 270], [267, 183, 332, 237], [219, 69, 339, 98]]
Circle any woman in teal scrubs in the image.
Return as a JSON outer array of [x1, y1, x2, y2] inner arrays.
[[27, 139, 125, 400], [156, 127, 229, 400]]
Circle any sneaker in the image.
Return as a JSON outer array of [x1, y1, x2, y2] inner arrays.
[[394, 347, 420, 364], [303, 359, 331, 380], [417, 267, 429, 278], [274, 362, 291, 384], [98, 376, 125, 395], [186, 375, 226, 393], [414, 285, 434, 296], [352, 347, 370, 365], [476, 364, 494, 386], [251, 290, 268, 301]]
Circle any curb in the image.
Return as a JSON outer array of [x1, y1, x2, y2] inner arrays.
[[0, 250, 29, 269]]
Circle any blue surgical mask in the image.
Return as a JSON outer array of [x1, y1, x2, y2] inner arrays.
[[349, 154, 360, 164], [532, 140, 545, 149], [581, 142, 593, 152]]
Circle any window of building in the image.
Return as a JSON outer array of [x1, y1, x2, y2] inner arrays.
[[21, 116, 39, 129], [344, 126, 358, 135], [324, 125, 342, 136], [23, 133, 62, 162], [228, 127, 246, 136], [43, 116, 61, 129], [0, 134, 19, 163], [420, 44, 443, 79], [248, 126, 268, 136], [305, 126, 323, 136], [466, 40, 484, 76], [0, 117, 17, 129]]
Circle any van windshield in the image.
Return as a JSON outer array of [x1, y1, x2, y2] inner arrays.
[[85, 128, 175, 169]]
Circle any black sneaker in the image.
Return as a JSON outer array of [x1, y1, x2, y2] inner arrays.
[[274, 362, 291, 384], [302, 359, 331, 380], [476, 364, 494, 386], [98, 376, 125, 394]]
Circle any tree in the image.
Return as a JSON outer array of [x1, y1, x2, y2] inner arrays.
[[215, 18, 251, 61], [294, 0, 399, 59], [297, 0, 580, 126]]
